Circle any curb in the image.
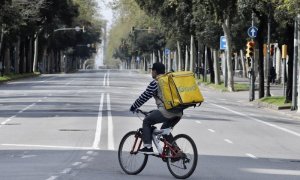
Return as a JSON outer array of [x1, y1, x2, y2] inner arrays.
[[0, 74, 40, 85], [255, 101, 291, 110]]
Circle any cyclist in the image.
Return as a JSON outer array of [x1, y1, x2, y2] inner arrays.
[[130, 62, 183, 154]]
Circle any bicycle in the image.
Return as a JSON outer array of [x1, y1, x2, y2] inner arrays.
[[118, 109, 198, 179]]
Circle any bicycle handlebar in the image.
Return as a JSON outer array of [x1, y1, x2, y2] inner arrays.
[[135, 109, 150, 116]]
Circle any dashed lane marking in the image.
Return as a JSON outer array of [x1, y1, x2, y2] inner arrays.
[[61, 168, 72, 174], [209, 103, 300, 138], [72, 162, 82, 166], [46, 176, 58, 180], [208, 129, 215, 133], [92, 93, 104, 149], [107, 93, 114, 150], [246, 153, 258, 159], [224, 139, 233, 144], [81, 156, 89, 160], [0, 144, 93, 150]]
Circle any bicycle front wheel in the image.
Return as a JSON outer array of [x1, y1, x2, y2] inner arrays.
[[167, 134, 198, 179], [118, 131, 148, 175]]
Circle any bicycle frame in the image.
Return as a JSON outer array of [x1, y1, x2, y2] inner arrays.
[[130, 128, 180, 159], [130, 129, 143, 155]]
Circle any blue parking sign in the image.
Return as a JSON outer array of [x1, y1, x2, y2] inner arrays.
[[220, 36, 227, 50]]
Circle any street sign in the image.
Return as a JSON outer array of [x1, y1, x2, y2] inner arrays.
[[164, 48, 170, 55], [220, 36, 227, 50], [247, 26, 258, 38]]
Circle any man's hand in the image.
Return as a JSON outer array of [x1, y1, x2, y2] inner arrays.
[[130, 105, 136, 113]]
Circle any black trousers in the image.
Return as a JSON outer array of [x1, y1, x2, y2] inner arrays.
[[142, 110, 181, 145]]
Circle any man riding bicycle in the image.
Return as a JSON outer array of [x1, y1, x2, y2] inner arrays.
[[130, 62, 183, 154]]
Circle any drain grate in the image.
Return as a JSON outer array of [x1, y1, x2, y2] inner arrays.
[[290, 160, 300, 163], [59, 129, 88, 132]]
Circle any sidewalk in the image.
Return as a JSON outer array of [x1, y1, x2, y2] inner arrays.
[[205, 76, 300, 120]]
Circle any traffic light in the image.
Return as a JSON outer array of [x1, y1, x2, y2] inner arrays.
[[246, 41, 255, 58], [282, 44, 287, 59]]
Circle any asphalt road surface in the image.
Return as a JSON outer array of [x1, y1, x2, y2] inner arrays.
[[0, 69, 300, 180]]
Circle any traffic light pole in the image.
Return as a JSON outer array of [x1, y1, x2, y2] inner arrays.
[[266, 5, 271, 97], [248, 13, 256, 101], [249, 56, 255, 101]]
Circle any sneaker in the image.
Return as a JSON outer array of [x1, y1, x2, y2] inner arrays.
[[139, 147, 154, 154]]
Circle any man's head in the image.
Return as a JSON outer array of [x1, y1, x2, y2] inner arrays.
[[151, 62, 165, 79]]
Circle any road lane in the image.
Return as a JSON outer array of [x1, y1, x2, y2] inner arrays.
[[0, 70, 300, 180]]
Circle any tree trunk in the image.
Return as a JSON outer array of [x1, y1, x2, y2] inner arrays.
[[222, 18, 234, 92], [33, 33, 39, 72], [286, 24, 294, 102], [0, 26, 4, 60], [207, 48, 215, 83], [158, 50, 162, 63], [19, 37, 25, 74], [256, 17, 266, 98], [177, 41, 182, 71], [275, 47, 282, 83], [27, 37, 33, 73], [4, 47, 10, 74], [213, 49, 220, 84], [14, 36, 20, 73], [240, 49, 247, 78], [190, 35, 195, 72], [185, 45, 189, 71]]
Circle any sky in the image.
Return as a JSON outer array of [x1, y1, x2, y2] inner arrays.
[[95, 0, 114, 67], [97, 0, 114, 29]]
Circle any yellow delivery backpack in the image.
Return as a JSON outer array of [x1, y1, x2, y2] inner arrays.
[[157, 71, 204, 110]]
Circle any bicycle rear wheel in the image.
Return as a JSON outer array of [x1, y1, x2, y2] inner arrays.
[[166, 134, 198, 179], [118, 131, 148, 175]]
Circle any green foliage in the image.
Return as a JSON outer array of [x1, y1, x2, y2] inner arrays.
[[0, 73, 40, 82], [107, 0, 165, 65], [260, 96, 291, 106]]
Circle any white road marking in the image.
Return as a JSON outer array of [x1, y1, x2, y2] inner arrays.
[[92, 93, 104, 149], [0, 116, 16, 127], [1, 144, 92, 150], [86, 151, 93, 155], [21, 155, 37, 158], [65, 80, 74, 85], [195, 120, 202, 124], [246, 153, 257, 159], [79, 163, 88, 169], [107, 94, 114, 150], [61, 168, 72, 174], [242, 168, 300, 176], [224, 139, 233, 144], [1, 119, 11, 125], [46, 176, 58, 180], [81, 156, 89, 160], [72, 162, 82, 166], [210, 103, 300, 138], [20, 103, 36, 112], [107, 73, 110, 86], [87, 157, 94, 162], [208, 129, 215, 133], [103, 73, 107, 86]]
